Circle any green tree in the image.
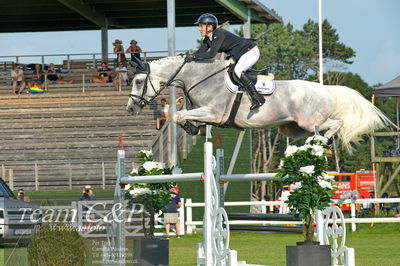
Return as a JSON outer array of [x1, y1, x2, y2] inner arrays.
[[250, 23, 314, 79], [301, 19, 356, 77]]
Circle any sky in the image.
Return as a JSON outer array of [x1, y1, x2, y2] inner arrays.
[[1, 0, 399, 87]]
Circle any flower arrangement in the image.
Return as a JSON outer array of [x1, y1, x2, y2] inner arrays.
[[124, 150, 177, 238], [277, 135, 337, 242]]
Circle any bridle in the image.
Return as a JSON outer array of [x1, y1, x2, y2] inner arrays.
[[128, 58, 230, 108], [129, 60, 187, 108]]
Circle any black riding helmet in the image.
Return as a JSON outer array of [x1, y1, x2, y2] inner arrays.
[[195, 13, 218, 28]]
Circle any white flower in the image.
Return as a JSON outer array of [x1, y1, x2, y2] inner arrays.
[[299, 165, 315, 176], [139, 150, 153, 156], [129, 187, 152, 196], [124, 184, 131, 190], [278, 160, 284, 169], [319, 172, 334, 181], [298, 144, 312, 151], [172, 166, 183, 175], [311, 145, 324, 156], [291, 182, 302, 191], [155, 162, 165, 170], [130, 167, 138, 174], [306, 135, 328, 145], [285, 145, 298, 157], [317, 179, 333, 189], [142, 161, 164, 172]]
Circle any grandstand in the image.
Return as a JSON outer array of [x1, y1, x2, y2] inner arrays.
[[0, 58, 170, 191]]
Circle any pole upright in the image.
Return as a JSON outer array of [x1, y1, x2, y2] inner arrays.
[[114, 134, 125, 266], [318, 0, 324, 85], [203, 141, 213, 265]]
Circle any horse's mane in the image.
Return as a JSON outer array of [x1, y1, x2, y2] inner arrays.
[[149, 55, 230, 68], [149, 56, 184, 65]]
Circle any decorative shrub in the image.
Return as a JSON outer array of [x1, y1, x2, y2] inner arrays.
[[28, 223, 86, 266], [277, 135, 337, 242], [124, 149, 179, 238]]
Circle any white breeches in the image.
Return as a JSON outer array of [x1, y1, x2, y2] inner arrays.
[[234, 46, 260, 78]]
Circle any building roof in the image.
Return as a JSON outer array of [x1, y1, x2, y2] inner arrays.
[[2, 0, 282, 33]]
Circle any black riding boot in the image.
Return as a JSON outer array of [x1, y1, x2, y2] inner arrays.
[[240, 73, 265, 110]]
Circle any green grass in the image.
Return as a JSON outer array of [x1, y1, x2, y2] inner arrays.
[[3, 224, 399, 265], [179, 128, 252, 220]]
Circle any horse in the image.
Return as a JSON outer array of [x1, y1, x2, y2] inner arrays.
[[126, 56, 391, 151]]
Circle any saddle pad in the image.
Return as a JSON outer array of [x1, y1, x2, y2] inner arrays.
[[224, 71, 275, 95], [255, 77, 275, 95]]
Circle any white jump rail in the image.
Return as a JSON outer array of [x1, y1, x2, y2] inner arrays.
[[115, 138, 356, 266]]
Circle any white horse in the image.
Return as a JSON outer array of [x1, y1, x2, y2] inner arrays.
[[126, 56, 391, 151]]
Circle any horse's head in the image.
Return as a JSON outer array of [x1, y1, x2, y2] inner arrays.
[[126, 63, 162, 115]]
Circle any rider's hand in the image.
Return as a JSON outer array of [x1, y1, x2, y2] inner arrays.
[[185, 53, 196, 63]]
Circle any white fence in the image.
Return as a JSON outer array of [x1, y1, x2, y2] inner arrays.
[[184, 197, 400, 234], [39, 197, 400, 238]]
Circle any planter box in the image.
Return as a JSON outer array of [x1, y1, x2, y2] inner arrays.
[[286, 242, 331, 266], [133, 238, 169, 266]]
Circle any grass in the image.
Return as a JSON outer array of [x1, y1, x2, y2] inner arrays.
[[3, 224, 399, 265]]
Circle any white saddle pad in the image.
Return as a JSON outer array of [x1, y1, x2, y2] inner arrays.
[[224, 71, 275, 95]]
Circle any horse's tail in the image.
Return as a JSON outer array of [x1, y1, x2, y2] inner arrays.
[[325, 85, 394, 151]]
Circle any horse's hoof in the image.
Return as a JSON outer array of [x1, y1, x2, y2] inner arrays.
[[199, 125, 208, 136], [182, 121, 199, 135]]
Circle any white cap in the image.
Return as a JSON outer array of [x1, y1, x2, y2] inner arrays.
[[85, 185, 92, 189]]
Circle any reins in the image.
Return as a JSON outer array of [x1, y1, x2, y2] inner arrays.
[[129, 58, 231, 108]]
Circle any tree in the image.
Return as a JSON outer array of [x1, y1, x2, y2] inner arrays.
[[250, 23, 314, 79], [301, 19, 356, 79]]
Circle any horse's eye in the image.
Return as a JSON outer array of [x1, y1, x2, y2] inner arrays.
[[135, 79, 143, 85]]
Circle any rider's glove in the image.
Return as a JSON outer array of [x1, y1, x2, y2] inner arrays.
[[185, 53, 196, 63]]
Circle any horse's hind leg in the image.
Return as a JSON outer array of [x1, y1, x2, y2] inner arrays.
[[319, 118, 343, 139], [278, 122, 309, 138]]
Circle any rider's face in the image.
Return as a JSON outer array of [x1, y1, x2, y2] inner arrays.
[[198, 24, 212, 37]]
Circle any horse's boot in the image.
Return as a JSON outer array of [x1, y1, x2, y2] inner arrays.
[[240, 73, 265, 110], [182, 121, 199, 135]]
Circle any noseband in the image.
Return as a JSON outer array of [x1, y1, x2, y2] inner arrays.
[[129, 60, 187, 108], [128, 63, 158, 108]]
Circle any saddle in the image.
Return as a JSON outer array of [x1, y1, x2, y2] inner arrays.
[[225, 64, 275, 95]]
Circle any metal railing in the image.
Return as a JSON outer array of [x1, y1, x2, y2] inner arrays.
[[0, 50, 187, 70]]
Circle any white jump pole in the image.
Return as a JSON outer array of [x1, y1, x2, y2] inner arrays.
[[204, 141, 214, 265]]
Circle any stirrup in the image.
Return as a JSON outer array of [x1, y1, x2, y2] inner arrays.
[[250, 101, 263, 110]]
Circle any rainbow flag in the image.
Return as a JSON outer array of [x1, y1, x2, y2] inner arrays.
[[29, 85, 45, 94]]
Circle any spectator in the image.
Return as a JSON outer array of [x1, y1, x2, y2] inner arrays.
[[164, 186, 182, 238], [113, 39, 126, 63], [80, 185, 96, 201], [113, 62, 129, 91], [46, 63, 73, 84], [126, 40, 142, 61], [79, 185, 96, 228], [17, 188, 25, 201], [93, 62, 112, 83], [11, 64, 26, 94], [156, 98, 169, 130], [31, 64, 44, 89]]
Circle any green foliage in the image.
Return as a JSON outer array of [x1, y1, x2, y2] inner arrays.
[[277, 136, 337, 241], [27, 222, 86, 266], [124, 150, 177, 237], [251, 23, 314, 79], [301, 19, 356, 72]]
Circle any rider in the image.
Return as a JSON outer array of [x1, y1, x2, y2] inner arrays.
[[185, 13, 265, 110]]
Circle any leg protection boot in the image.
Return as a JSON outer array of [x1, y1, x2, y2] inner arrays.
[[240, 72, 265, 110]]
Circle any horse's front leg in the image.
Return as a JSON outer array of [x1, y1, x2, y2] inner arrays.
[[173, 107, 221, 125]]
